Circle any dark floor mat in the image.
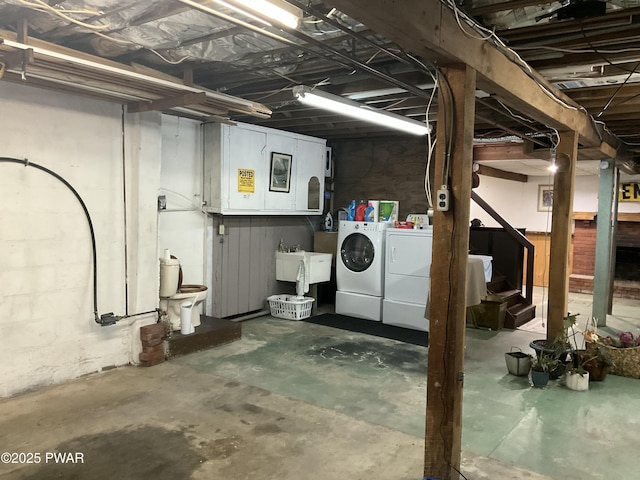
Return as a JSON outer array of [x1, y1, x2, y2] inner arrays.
[[303, 313, 429, 347]]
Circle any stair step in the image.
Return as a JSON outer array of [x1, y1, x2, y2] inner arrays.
[[504, 303, 536, 329], [495, 289, 520, 298], [487, 275, 508, 292], [495, 289, 522, 306]]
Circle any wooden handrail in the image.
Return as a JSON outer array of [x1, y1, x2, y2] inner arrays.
[[471, 191, 535, 304]]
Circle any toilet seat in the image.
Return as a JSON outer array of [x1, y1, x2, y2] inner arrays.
[[179, 284, 207, 293]]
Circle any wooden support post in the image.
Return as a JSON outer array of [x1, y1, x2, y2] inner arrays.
[[184, 64, 194, 86], [425, 64, 476, 480], [592, 159, 616, 326], [547, 131, 578, 340], [17, 18, 28, 44]]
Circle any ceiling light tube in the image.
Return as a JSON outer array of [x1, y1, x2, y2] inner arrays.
[[230, 0, 300, 28], [3, 38, 257, 109], [293, 86, 430, 136]]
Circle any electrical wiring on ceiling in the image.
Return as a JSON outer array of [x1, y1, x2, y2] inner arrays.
[[404, 53, 452, 207], [16, 0, 197, 66], [496, 98, 536, 124], [515, 44, 640, 55], [597, 62, 640, 118], [578, 27, 640, 75], [441, 0, 593, 125], [17, 0, 110, 29]]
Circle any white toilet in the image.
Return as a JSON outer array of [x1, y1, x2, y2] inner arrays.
[[159, 252, 208, 331]]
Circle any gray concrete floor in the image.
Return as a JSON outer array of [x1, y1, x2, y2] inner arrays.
[[0, 289, 638, 480]]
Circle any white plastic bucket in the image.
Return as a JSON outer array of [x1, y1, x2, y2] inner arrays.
[[180, 301, 195, 335]]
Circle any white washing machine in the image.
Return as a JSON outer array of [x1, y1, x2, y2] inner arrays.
[[335, 221, 389, 321], [383, 227, 433, 331]]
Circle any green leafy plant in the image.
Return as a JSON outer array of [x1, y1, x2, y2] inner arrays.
[[565, 314, 615, 377], [531, 352, 559, 373]]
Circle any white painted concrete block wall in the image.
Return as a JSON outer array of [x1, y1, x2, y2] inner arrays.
[[0, 82, 161, 397], [158, 116, 211, 313], [470, 174, 640, 232]]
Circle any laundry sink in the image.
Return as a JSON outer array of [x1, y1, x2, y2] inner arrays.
[[275, 251, 332, 283]]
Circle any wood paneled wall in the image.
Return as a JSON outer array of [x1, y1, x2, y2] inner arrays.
[[331, 138, 431, 218], [210, 215, 316, 318], [525, 232, 574, 287]]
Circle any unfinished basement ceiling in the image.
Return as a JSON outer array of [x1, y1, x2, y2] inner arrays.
[[2, 0, 640, 174]]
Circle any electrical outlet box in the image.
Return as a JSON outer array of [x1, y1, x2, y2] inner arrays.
[[436, 189, 450, 211]]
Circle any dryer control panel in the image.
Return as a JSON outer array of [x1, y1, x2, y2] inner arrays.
[[345, 221, 389, 233]]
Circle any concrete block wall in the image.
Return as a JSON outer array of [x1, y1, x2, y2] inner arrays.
[[0, 82, 161, 397]]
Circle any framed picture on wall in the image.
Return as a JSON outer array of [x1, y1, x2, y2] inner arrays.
[[269, 152, 292, 193], [538, 185, 554, 211]]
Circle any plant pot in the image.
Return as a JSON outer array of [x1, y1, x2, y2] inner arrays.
[[505, 347, 531, 376], [566, 371, 590, 391], [577, 350, 611, 382], [531, 370, 550, 387], [584, 360, 610, 381], [529, 339, 571, 380]]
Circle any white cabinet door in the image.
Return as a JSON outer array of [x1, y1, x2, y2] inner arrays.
[[294, 137, 325, 214], [386, 232, 432, 277], [204, 122, 326, 215], [222, 125, 267, 212], [384, 231, 432, 304]]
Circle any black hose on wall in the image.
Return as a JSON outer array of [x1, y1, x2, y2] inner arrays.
[[0, 157, 101, 323]]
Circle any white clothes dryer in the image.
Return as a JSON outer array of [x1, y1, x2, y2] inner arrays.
[[382, 227, 433, 331], [335, 221, 389, 321]]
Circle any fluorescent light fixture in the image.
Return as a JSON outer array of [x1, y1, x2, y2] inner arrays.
[[228, 0, 300, 28], [292, 85, 431, 136], [347, 83, 433, 100]]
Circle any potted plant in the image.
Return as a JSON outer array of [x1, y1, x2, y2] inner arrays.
[[565, 352, 591, 391], [529, 314, 574, 379], [564, 316, 615, 382], [530, 353, 559, 388], [582, 333, 615, 381], [587, 330, 639, 379], [563, 313, 590, 390]]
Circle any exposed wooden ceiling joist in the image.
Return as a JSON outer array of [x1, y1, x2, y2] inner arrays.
[[327, 0, 618, 153]]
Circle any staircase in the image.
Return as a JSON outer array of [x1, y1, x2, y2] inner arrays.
[[487, 276, 536, 329], [470, 191, 537, 330]]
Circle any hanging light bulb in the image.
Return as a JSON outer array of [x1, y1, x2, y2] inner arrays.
[[548, 147, 558, 173]]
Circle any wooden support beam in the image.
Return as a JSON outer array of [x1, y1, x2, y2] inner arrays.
[[477, 164, 527, 182], [0, 47, 33, 70], [327, 0, 616, 152], [16, 18, 27, 44], [473, 142, 535, 162], [183, 64, 194, 86], [547, 131, 578, 340], [573, 211, 640, 222], [127, 92, 207, 113], [425, 64, 476, 480]]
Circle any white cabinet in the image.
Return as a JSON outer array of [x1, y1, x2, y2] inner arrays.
[[203, 122, 325, 215]]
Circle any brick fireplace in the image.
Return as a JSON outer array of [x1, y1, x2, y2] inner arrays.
[[569, 218, 640, 299]]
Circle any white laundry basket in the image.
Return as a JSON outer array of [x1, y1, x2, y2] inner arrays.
[[267, 295, 315, 320]]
